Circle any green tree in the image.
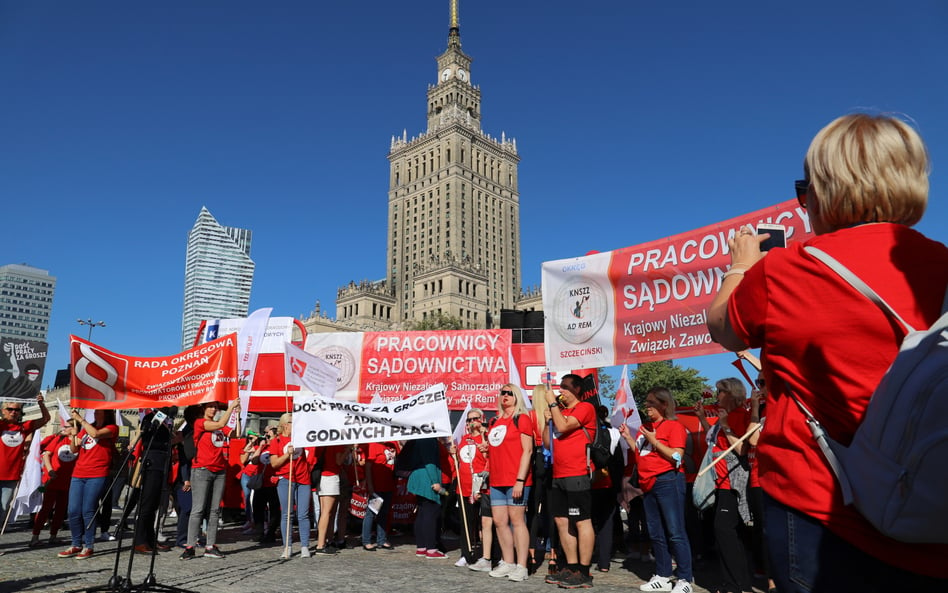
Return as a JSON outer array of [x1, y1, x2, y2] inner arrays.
[[629, 361, 710, 407], [407, 312, 466, 330]]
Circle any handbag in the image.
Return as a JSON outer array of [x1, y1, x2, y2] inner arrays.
[[692, 428, 718, 511], [247, 471, 264, 490]]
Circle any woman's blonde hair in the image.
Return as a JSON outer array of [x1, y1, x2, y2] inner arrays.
[[715, 377, 747, 404], [646, 387, 678, 420], [496, 383, 528, 417], [278, 412, 292, 427], [806, 113, 929, 231]]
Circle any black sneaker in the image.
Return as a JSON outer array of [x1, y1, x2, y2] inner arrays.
[[546, 566, 570, 585], [314, 546, 337, 555], [179, 547, 195, 561], [558, 570, 593, 589], [203, 546, 225, 559]]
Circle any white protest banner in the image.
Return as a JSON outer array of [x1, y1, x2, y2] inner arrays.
[[233, 307, 272, 430], [291, 383, 452, 448], [542, 199, 813, 369], [284, 342, 339, 398]]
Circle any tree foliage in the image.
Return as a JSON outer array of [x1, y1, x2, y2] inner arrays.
[[407, 312, 466, 331], [629, 361, 710, 407]]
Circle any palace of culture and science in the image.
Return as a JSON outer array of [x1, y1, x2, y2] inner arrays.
[[303, 1, 541, 335]]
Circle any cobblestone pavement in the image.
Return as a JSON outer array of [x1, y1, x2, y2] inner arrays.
[[1, 518, 767, 593]]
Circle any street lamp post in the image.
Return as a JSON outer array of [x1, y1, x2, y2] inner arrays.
[[77, 318, 107, 341]]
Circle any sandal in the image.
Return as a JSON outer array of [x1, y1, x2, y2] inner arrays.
[[363, 544, 377, 551], [596, 567, 610, 573], [379, 543, 395, 550]]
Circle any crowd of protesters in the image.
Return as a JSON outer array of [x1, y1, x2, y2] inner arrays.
[[5, 113, 945, 592]]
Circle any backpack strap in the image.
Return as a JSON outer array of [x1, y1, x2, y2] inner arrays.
[[805, 246, 916, 333]]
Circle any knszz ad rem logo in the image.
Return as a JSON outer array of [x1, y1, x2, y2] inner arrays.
[[552, 279, 608, 344]]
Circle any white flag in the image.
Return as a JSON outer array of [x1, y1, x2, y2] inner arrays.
[[234, 307, 272, 430], [284, 341, 340, 398], [508, 348, 530, 409], [453, 401, 472, 445], [610, 365, 640, 451], [57, 399, 70, 427], [13, 430, 43, 519]]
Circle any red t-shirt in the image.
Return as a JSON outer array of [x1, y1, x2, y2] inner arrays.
[[42, 433, 77, 490], [268, 436, 310, 484], [366, 441, 397, 492], [551, 401, 597, 479], [192, 418, 232, 472], [710, 406, 750, 490], [0, 419, 41, 480], [456, 433, 489, 497], [729, 223, 948, 576], [317, 444, 345, 477], [487, 414, 534, 487], [634, 418, 686, 492], [73, 426, 118, 479]]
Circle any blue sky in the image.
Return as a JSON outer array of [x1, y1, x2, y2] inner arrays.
[[3, 1, 946, 392]]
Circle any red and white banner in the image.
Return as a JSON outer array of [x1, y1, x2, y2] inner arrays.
[[306, 329, 512, 410], [542, 200, 813, 369], [69, 334, 238, 409]]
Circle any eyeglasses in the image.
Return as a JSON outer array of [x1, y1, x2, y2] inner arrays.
[[4, 407, 23, 413], [499, 390, 514, 396], [644, 400, 660, 407], [794, 179, 809, 208], [755, 379, 766, 388], [466, 417, 482, 423]]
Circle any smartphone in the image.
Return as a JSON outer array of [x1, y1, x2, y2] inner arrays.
[[757, 223, 787, 251]]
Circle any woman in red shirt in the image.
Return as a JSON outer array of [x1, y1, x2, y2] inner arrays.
[[57, 409, 117, 560], [708, 113, 948, 591], [484, 384, 534, 582], [268, 413, 312, 558], [361, 440, 398, 551], [31, 423, 78, 547], [620, 387, 693, 593], [455, 409, 490, 568], [695, 377, 752, 593]]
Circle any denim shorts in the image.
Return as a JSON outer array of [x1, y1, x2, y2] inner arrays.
[[489, 485, 530, 507]]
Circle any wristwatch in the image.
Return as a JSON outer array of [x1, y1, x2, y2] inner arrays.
[[548, 402, 559, 409]]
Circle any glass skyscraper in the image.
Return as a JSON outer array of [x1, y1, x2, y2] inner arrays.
[[181, 207, 254, 350], [0, 264, 56, 341]]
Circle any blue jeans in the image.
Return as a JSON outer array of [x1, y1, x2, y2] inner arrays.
[[0, 479, 16, 520], [239, 473, 254, 524], [68, 476, 107, 549], [763, 493, 948, 593], [276, 479, 311, 548], [643, 471, 693, 582], [361, 490, 392, 546]]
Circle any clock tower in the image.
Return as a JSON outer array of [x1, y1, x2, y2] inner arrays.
[[332, 0, 521, 331]]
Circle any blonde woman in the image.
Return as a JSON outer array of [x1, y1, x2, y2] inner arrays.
[[268, 413, 312, 558], [484, 384, 534, 582]]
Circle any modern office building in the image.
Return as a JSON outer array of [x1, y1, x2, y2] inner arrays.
[[0, 264, 56, 341], [181, 207, 255, 349], [325, 1, 522, 332]]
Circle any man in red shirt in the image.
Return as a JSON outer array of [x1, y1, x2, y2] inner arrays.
[[541, 374, 597, 589], [0, 393, 50, 519]]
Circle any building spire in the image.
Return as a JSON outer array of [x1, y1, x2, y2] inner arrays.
[[448, 0, 461, 49]]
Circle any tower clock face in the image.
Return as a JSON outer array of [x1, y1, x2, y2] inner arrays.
[[457, 68, 467, 81], [441, 68, 451, 81]]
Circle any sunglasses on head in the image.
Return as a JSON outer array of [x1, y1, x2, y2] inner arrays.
[[499, 390, 514, 396]]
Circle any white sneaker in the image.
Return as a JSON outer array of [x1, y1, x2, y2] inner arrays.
[[640, 575, 673, 592], [300, 547, 311, 558], [280, 548, 292, 559], [670, 580, 692, 593], [489, 560, 516, 578], [507, 564, 529, 582], [454, 556, 468, 567], [469, 557, 492, 572]]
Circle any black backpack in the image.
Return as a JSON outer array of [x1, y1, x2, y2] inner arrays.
[[580, 414, 612, 469]]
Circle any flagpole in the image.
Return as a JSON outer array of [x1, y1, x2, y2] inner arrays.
[[0, 478, 22, 535], [449, 451, 472, 561], [283, 375, 293, 558]]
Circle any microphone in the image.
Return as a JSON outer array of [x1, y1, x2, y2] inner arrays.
[[153, 411, 168, 425]]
